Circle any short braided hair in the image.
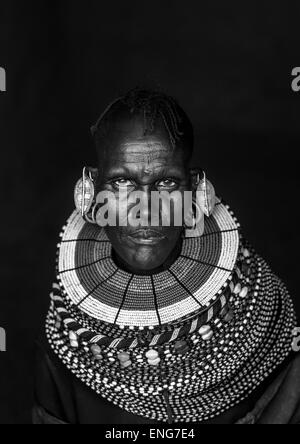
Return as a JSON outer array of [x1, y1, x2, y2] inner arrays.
[[91, 88, 194, 156]]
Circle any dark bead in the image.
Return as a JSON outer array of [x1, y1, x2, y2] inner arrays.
[[242, 263, 251, 276], [174, 340, 189, 355], [224, 310, 234, 323], [220, 305, 230, 318]]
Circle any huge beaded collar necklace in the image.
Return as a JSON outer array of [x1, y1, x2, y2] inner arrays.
[[46, 202, 297, 423], [57, 202, 240, 328]]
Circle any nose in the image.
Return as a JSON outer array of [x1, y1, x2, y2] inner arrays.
[[127, 185, 151, 227]]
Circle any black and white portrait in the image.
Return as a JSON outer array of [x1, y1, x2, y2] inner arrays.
[[0, 1, 299, 426]]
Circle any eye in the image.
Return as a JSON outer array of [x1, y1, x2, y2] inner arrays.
[[112, 178, 135, 189], [156, 179, 179, 190]]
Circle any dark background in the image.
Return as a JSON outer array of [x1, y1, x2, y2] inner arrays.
[[0, 1, 299, 424]]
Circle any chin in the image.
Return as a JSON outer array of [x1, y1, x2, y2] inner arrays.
[[129, 249, 166, 271]]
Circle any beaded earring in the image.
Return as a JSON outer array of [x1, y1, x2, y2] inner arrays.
[[185, 171, 216, 238], [74, 167, 98, 222]]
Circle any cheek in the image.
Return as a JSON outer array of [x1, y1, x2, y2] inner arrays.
[[165, 194, 185, 226], [114, 195, 128, 226], [109, 192, 135, 226], [105, 227, 125, 247], [96, 190, 129, 227]]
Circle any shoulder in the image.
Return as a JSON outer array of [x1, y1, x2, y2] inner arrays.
[[239, 353, 300, 424], [35, 332, 71, 383], [34, 332, 76, 424]]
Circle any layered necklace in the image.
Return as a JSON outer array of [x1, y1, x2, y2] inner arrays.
[[46, 202, 296, 423]]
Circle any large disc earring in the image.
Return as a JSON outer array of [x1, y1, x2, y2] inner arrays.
[[184, 171, 216, 238], [197, 171, 216, 217], [74, 167, 97, 221]]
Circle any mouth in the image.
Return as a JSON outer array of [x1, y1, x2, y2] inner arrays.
[[127, 229, 167, 246]]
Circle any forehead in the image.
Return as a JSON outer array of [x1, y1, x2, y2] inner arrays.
[[108, 139, 179, 162], [99, 117, 187, 175], [102, 139, 186, 180]]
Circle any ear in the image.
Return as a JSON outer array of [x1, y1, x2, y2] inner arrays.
[[88, 167, 99, 182], [189, 168, 203, 190]]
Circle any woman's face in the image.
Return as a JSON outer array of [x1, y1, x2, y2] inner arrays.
[[96, 116, 192, 273]]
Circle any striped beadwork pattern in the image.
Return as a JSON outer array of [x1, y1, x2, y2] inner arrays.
[[46, 202, 297, 423], [46, 245, 297, 423], [57, 203, 240, 327], [51, 283, 230, 349]]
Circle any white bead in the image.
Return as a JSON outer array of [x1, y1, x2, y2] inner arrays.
[[148, 357, 161, 366], [69, 331, 77, 341], [236, 268, 242, 279], [243, 249, 250, 258], [199, 325, 212, 336], [91, 344, 101, 355], [146, 350, 159, 360], [118, 352, 130, 363], [234, 283, 242, 295], [239, 287, 249, 298], [121, 360, 132, 369], [202, 331, 214, 341]]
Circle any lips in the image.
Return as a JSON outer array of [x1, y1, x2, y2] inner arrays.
[[130, 229, 165, 239], [127, 229, 166, 245]]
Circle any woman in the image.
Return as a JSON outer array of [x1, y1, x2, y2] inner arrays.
[[34, 88, 300, 424]]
